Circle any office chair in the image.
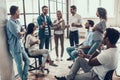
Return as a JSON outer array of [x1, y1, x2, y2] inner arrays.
[[104, 70, 114, 80], [24, 48, 49, 78]]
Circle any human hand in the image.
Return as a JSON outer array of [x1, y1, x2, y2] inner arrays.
[[71, 23, 76, 27], [42, 22, 47, 27], [65, 24, 70, 28], [58, 19, 64, 24], [78, 49, 85, 58], [35, 39, 40, 44]]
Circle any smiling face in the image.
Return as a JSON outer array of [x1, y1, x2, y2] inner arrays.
[[70, 8, 76, 15], [15, 9, 20, 18], [56, 11, 62, 19], [42, 7, 48, 15]]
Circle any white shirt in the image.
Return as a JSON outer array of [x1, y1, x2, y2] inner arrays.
[[26, 34, 40, 52], [54, 18, 65, 35], [69, 13, 82, 31], [115, 50, 120, 76], [93, 48, 119, 80]]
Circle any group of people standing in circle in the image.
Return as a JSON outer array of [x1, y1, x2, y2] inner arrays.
[[7, 3, 116, 80]]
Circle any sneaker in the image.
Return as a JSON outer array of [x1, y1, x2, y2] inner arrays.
[[55, 57, 59, 61], [54, 76, 66, 80], [39, 66, 45, 73], [50, 63, 58, 67], [49, 61, 58, 67], [60, 57, 63, 61], [67, 57, 72, 61]]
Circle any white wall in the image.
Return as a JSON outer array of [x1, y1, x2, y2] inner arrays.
[[0, 0, 14, 80]]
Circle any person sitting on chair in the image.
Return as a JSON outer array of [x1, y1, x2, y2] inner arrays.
[[55, 28, 120, 80], [25, 23, 57, 72]]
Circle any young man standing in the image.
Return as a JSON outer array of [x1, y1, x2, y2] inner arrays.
[[37, 5, 52, 49], [6, 5, 30, 80], [68, 5, 82, 46]]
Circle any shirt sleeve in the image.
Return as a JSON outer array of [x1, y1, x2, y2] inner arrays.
[[95, 21, 106, 32], [88, 33, 93, 47], [8, 21, 21, 38], [97, 50, 110, 65], [37, 15, 43, 28], [78, 15, 82, 24], [25, 35, 31, 48]]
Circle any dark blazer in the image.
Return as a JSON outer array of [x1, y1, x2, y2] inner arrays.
[[37, 14, 52, 39]]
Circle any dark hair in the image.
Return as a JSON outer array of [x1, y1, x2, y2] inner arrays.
[[88, 20, 94, 27], [70, 5, 77, 10], [26, 23, 35, 35], [24, 23, 35, 49], [42, 5, 48, 10], [10, 5, 18, 15], [97, 7, 107, 20], [105, 28, 120, 45]]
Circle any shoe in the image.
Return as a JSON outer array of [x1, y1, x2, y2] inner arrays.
[[68, 64, 73, 69], [60, 57, 63, 61], [55, 58, 59, 61], [55, 76, 66, 80], [49, 60, 58, 67], [67, 57, 72, 61], [50, 63, 58, 67], [39, 66, 45, 73]]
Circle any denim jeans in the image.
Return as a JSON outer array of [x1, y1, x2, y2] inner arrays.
[[88, 40, 102, 55], [13, 47, 30, 80], [39, 35, 50, 49], [66, 46, 90, 60], [66, 46, 76, 60], [69, 30, 79, 46]]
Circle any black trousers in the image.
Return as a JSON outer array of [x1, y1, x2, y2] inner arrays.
[[69, 30, 79, 46]]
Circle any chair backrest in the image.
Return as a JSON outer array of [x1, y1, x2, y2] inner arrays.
[[104, 70, 114, 80], [24, 47, 30, 56]]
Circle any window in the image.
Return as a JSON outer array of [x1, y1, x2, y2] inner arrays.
[[71, 0, 114, 18]]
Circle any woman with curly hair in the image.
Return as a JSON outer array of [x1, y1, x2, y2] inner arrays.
[[88, 7, 107, 55]]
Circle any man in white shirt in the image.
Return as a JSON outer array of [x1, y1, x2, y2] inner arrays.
[[55, 28, 120, 80], [68, 5, 82, 46]]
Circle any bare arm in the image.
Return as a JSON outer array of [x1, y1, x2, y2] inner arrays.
[[88, 50, 101, 66]]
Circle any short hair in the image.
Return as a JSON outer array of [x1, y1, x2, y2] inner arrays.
[[42, 5, 48, 10], [105, 28, 120, 45], [10, 5, 18, 15], [70, 5, 77, 10], [88, 20, 94, 27]]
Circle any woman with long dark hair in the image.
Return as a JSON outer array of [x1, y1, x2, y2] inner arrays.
[[25, 23, 57, 72]]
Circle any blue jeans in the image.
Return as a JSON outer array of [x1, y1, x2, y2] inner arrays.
[[66, 46, 76, 59], [66, 46, 90, 60], [39, 35, 50, 49], [88, 40, 102, 55], [69, 30, 79, 46], [13, 48, 30, 80], [39, 35, 50, 65]]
